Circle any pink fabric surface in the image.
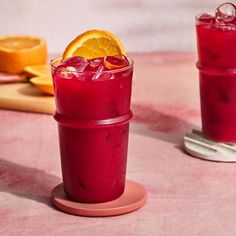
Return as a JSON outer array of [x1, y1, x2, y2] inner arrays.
[[1, 52, 236, 235]]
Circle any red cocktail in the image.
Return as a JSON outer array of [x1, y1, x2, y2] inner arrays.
[[51, 55, 133, 203], [196, 3, 236, 142]]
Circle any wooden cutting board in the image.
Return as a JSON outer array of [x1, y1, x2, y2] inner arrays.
[[0, 82, 55, 114]]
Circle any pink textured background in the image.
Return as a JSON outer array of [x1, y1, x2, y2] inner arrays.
[[1, 53, 236, 235]]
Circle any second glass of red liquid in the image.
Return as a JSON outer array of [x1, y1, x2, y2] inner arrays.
[[196, 2, 236, 142], [51, 55, 133, 203]]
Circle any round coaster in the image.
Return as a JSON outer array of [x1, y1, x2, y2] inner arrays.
[[51, 180, 147, 217], [184, 129, 236, 162]]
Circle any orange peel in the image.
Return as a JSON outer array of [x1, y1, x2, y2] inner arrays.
[[0, 35, 47, 73], [30, 76, 54, 95], [24, 64, 51, 77]]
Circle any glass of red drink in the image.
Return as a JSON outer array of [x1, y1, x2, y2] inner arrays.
[[51, 55, 133, 203], [196, 3, 236, 142]]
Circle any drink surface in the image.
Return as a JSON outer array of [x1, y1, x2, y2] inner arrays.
[[52, 55, 133, 202], [196, 3, 236, 142]]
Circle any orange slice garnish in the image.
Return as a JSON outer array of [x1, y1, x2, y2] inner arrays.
[[24, 64, 51, 77], [30, 76, 54, 95], [62, 29, 126, 60], [0, 35, 47, 73]]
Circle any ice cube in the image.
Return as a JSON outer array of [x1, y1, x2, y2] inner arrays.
[[61, 56, 89, 72], [104, 55, 129, 70], [89, 57, 104, 68], [79, 65, 113, 81], [91, 66, 114, 80], [66, 66, 76, 72], [62, 56, 87, 66], [216, 3, 236, 23], [55, 67, 74, 79], [92, 66, 104, 79], [84, 57, 105, 73], [55, 57, 88, 79], [93, 72, 114, 81], [198, 13, 215, 23]]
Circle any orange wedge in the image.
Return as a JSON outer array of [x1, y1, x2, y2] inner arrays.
[[30, 76, 54, 95], [62, 29, 126, 60], [24, 64, 51, 77], [0, 35, 47, 73]]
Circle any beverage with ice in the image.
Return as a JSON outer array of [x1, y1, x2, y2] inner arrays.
[[51, 30, 133, 203], [196, 3, 236, 142]]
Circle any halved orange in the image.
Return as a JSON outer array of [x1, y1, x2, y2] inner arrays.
[[62, 29, 126, 61], [24, 64, 51, 77], [0, 35, 47, 73], [30, 76, 54, 95]]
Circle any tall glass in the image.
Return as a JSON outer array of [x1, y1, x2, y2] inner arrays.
[[196, 11, 236, 142], [51, 57, 133, 203]]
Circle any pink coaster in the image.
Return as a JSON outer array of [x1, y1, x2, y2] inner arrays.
[[51, 180, 147, 217]]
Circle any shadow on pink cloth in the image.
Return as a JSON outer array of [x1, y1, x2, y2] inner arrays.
[[131, 103, 199, 147], [0, 158, 60, 208]]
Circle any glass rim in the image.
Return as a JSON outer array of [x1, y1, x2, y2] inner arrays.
[[50, 55, 134, 75]]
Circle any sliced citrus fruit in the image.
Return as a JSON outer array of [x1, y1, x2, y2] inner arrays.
[[62, 29, 126, 60], [24, 64, 51, 77], [30, 76, 54, 95], [0, 35, 47, 74]]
